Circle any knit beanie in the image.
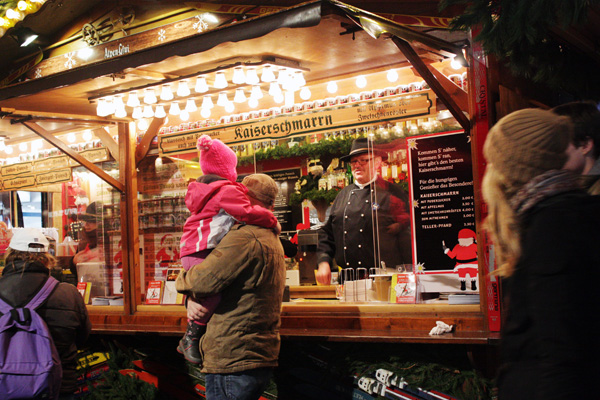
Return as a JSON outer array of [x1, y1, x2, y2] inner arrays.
[[197, 135, 238, 182], [483, 108, 573, 194]]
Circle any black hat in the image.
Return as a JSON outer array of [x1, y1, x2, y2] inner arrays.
[[340, 138, 386, 162], [80, 201, 102, 222]]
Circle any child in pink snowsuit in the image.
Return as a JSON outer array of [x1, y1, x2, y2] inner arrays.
[[177, 135, 279, 364]]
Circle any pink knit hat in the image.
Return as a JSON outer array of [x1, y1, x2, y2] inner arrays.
[[197, 135, 238, 182]]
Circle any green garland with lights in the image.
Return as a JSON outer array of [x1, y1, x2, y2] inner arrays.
[[289, 187, 341, 207], [440, 0, 600, 99]]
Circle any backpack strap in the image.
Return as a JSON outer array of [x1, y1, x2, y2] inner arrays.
[[26, 276, 59, 310]]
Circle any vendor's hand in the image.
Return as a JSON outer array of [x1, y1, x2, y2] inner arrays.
[[73, 247, 101, 264], [187, 298, 209, 321], [386, 222, 401, 235], [316, 262, 332, 285]]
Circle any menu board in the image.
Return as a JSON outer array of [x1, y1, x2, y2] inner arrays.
[[407, 131, 475, 271]]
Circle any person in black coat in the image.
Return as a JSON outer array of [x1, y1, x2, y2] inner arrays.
[[0, 228, 91, 398], [316, 138, 410, 284], [482, 108, 600, 400]]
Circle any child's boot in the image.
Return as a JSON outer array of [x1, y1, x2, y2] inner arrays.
[[177, 321, 205, 364]]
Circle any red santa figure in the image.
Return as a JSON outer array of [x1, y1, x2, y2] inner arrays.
[[156, 234, 180, 266], [443, 228, 478, 291]]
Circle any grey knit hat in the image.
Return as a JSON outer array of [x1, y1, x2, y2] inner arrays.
[[484, 108, 573, 193]]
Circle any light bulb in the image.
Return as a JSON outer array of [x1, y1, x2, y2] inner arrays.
[[114, 106, 127, 118], [160, 84, 174, 101], [284, 90, 294, 107], [250, 85, 263, 100], [248, 98, 258, 108], [387, 69, 399, 82], [104, 98, 115, 115], [299, 87, 311, 100], [19, 142, 28, 152], [232, 66, 245, 84], [137, 119, 149, 131], [126, 91, 140, 107], [180, 110, 190, 121], [143, 88, 157, 104], [327, 81, 338, 94], [185, 99, 198, 112], [169, 102, 181, 115], [200, 108, 211, 118], [82, 130, 93, 141], [177, 80, 191, 97], [217, 92, 229, 107], [451, 57, 462, 70], [4, 145, 13, 154], [201, 95, 214, 109], [132, 107, 143, 119], [67, 133, 76, 143], [214, 71, 228, 89], [96, 99, 107, 117], [293, 71, 306, 87], [356, 75, 367, 88], [277, 68, 290, 85], [143, 105, 154, 118], [224, 102, 235, 113], [246, 67, 259, 85], [269, 82, 282, 97], [233, 89, 246, 103], [261, 65, 275, 82], [0, 141, 5, 152], [113, 95, 125, 109], [32, 139, 43, 150], [195, 76, 208, 93], [155, 105, 166, 118], [274, 93, 284, 104]]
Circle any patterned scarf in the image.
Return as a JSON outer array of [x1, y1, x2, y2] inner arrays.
[[509, 170, 582, 217]]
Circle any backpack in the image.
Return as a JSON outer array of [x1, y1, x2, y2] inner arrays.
[[0, 276, 63, 399]]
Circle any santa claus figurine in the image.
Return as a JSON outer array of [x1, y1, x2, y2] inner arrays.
[[443, 228, 478, 291]]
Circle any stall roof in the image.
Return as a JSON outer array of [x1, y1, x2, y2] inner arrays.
[[0, 0, 468, 145]]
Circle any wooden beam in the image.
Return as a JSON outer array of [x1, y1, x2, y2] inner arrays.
[[392, 36, 470, 131], [135, 117, 166, 167], [21, 121, 125, 193], [92, 127, 119, 161], [425, 65, 469, 112]]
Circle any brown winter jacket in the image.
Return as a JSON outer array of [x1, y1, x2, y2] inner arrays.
[[0, 259, 92, 394], [176, 224, 285, 374]]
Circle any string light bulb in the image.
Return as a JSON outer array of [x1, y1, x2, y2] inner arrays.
[[261, 65, 275, 82], [200, 108, 211, 118], [155, 105, 167, 118], [177, 80, 191, 97], [356, 75, 367, 88], [245, 67, 259, 85], [217, 92, 229, 107], [169, 102, 181, 115], [132, 106, 143, 119], [326, 81, 338, 94], [82, 130, 93, 141], [160, 84, 174, 101], [232, 66, 246, 84], [299, 87, 311, 100], [126, 91, 140, 108], [387, 69, 399, 82], [143, 88, 157, 104], [201, 95, 214, 109], [214, 71, 228, 89], [233, 89, 246, 103], [185, 99, 198, 113], [195, 76, 208, 93], [143, 105, 154, 118], [250, 85, 263, 100], [224, 102, 235, 113]]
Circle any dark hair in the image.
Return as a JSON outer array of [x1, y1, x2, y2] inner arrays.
[[4, 248, 56, 270], [552, 101, 600, 158]]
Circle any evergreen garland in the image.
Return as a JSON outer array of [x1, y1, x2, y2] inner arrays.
[[289, 187, 341, 206], [440, 0, 600, 100]]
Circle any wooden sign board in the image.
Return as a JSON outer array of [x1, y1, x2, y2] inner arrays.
[[159, 91, 435, 156]]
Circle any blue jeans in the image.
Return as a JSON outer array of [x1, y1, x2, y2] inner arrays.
[[205, 367, 273, 400]]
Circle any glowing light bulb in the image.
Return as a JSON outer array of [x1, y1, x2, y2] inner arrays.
[[126, 91, 140, 107], [155, 105, 166, 118], [327, 81, 338, 93], [185, 99, 198, 113], [4, 145, 13, 154], [67, 133, 76, 143], [245, 67, 259, 85], [299, 87, 311, 100], [217, 92, 229, 107], [82, 130, 93, 141], [200, 108, 211, 118], [137, 119, 149, 131], [160, 84, 174, 101], [248, 98, 259, 108], [201, 95, 214, 109], [169, 102, 181, 115], [177, 80, 191, 97], [195, 76, 208, 93], [356, 75, 367, 88], [387, 69, 399, 82], [269, 82, 282, 97], [224, 102, 235, 113], [143, 88, 157, 104], [232, 66, 246, 85], [143, 105, 154, 118], [233, 89, 246, 103], [19, 142, 28, 152], [451, 57, 463, 70], [293, 71, 306, 87], [114, 106, 127, 118], [180, 109, 190, 121], [132, 106, 143, 119], [273, 93, 284, 104], [261, 65, 275, 82], [284, 90, 294, 107], [250, 85, 263, 100], [214, 71, 228, 89]]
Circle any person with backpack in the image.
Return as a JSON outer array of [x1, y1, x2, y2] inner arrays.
[[0, 228, 91, 399]]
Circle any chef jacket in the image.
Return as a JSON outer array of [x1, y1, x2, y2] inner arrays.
[[317, 176, 411, 273]]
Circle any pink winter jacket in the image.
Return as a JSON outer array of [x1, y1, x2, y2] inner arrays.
[[180, 179, 278, 257]]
